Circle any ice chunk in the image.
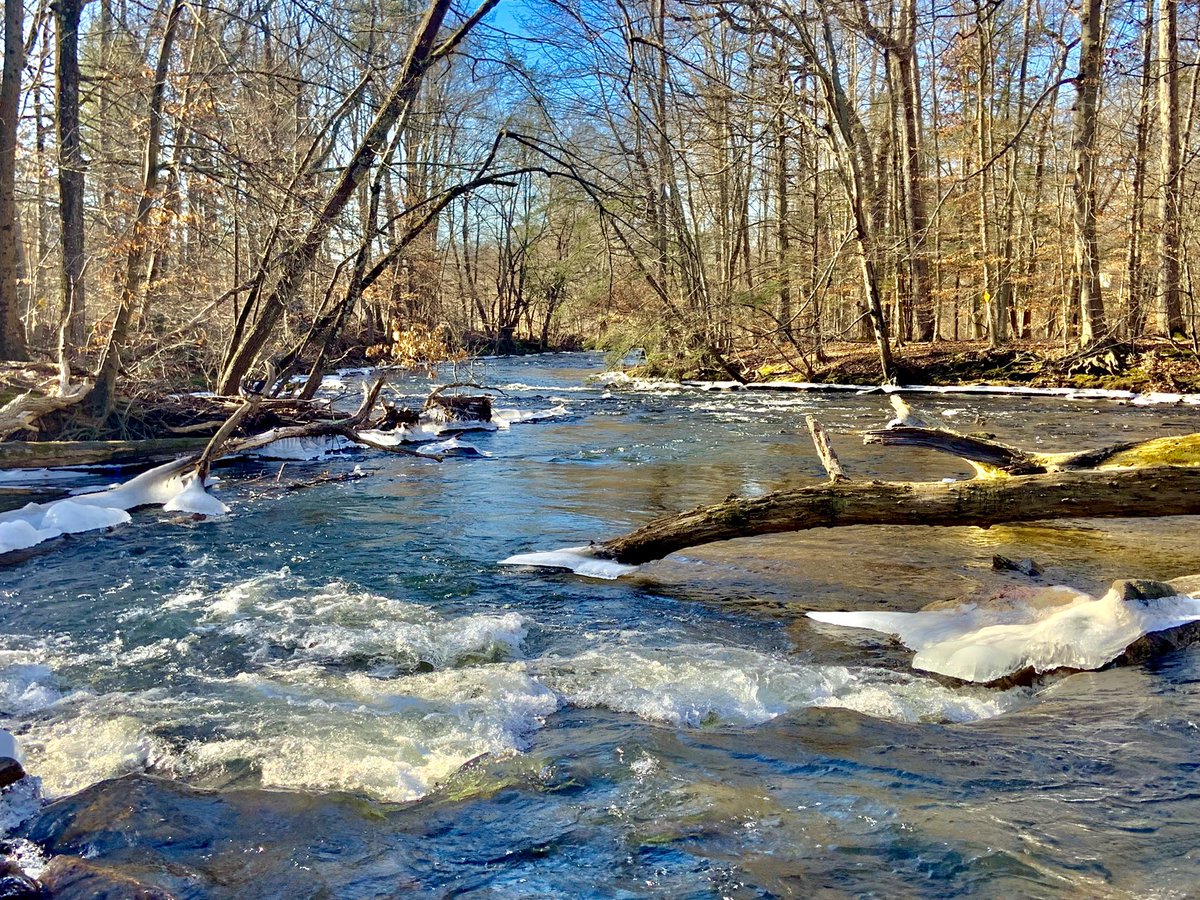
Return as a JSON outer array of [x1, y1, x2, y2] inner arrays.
[[39, 500, 131, 534], [162, 475, 230, 516], [500, 545, 639, 580], [0, 728, 22, 764], [245, 435, 354, 460], [0, 519, 62, 554]]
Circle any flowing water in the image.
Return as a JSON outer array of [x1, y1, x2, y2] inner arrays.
[[3, 353, 1200, 898]]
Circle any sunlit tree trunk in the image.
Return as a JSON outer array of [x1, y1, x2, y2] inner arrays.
[[1073, 0, 1106, 347], [1156, 0, 1184, 335]]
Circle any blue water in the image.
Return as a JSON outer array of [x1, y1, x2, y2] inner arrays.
[[3, 353, 1200, 897]]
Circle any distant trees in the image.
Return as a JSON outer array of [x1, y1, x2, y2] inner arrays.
[[0, 0, 1196, 384]]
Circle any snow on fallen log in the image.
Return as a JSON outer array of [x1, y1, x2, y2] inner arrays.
[[500, 545, 640, 580], [809, 579, 1200, 685]]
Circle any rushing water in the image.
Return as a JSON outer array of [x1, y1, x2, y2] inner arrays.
[[3, 352, 1200, 898]]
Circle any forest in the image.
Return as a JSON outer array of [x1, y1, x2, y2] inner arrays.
[[0, 0, 1197, 413]]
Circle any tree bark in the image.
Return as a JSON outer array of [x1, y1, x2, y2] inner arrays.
[[0, 0, 27, 359], [87, 0, 187, 419]]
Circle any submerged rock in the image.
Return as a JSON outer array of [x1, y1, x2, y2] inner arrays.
[[0, 860, 42, 900], [0, 761, 24, 792], [991, 555, 1044, 577], [37, 857, 175, 900]]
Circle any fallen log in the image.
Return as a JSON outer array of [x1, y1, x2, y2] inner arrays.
[[0, 437, 211, 470], [592, 465, 1200, 565], [866, 427, 1200, 476]]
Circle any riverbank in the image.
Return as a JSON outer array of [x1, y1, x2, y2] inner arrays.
[[633, 338, 1200, 393]]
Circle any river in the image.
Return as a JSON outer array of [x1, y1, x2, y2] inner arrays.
[[3, 352, 1200, 898]]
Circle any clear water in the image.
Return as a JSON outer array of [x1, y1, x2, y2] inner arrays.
[[3, 353, 1200, 898]]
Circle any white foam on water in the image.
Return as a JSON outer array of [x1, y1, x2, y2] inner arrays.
[[172, 572, 530, 670], [491, 404, 569, 428], [188, 664, 559, 802], [0, 777, 42, 835], [537, 643, 1022, 727], [809, 585, 1200, 683], [0, 654, 64, 716], [26, 713, 169, 798], [500, 545, 640, 580]]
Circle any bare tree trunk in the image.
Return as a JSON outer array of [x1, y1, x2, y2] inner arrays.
[[0, 0, 28, 359], [1126, 0, 1155, 337], [1157, 0, 1184, 335], [54, 0, 85, 351], [1073, 0, 1106, 347]]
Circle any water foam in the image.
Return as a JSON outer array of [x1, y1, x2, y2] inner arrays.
[[538, 643, 1021, 727]]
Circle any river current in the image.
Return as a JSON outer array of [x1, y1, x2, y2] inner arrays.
[[3, 352, 1200, 898]]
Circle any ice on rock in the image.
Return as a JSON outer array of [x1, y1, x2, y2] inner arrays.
[[809, 584, 1200, 683], [491, 404, 569, 428], [419, 437, 490, 458], [500, 545, 639, 580]]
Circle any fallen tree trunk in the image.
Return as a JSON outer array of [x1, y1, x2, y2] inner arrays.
[[0, 437, 211, 470], [595, 465, 1200, 565]]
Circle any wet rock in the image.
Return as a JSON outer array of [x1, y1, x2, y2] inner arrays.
[[991, 555, 1043, 577], [36, 857, 175, 900], [0, 761, 24, 791], [1110, 578, 1178, 601], [0, 860, 42, 900]]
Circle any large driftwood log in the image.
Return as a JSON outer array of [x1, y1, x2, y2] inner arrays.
[[0, 380, 91, 440], [595, 466, 1200, 564], [584, 412, 1200, 566]]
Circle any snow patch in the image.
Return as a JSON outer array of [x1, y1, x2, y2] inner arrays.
[[809, 584, 1200, 683], [500, 545, 640, 580]]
